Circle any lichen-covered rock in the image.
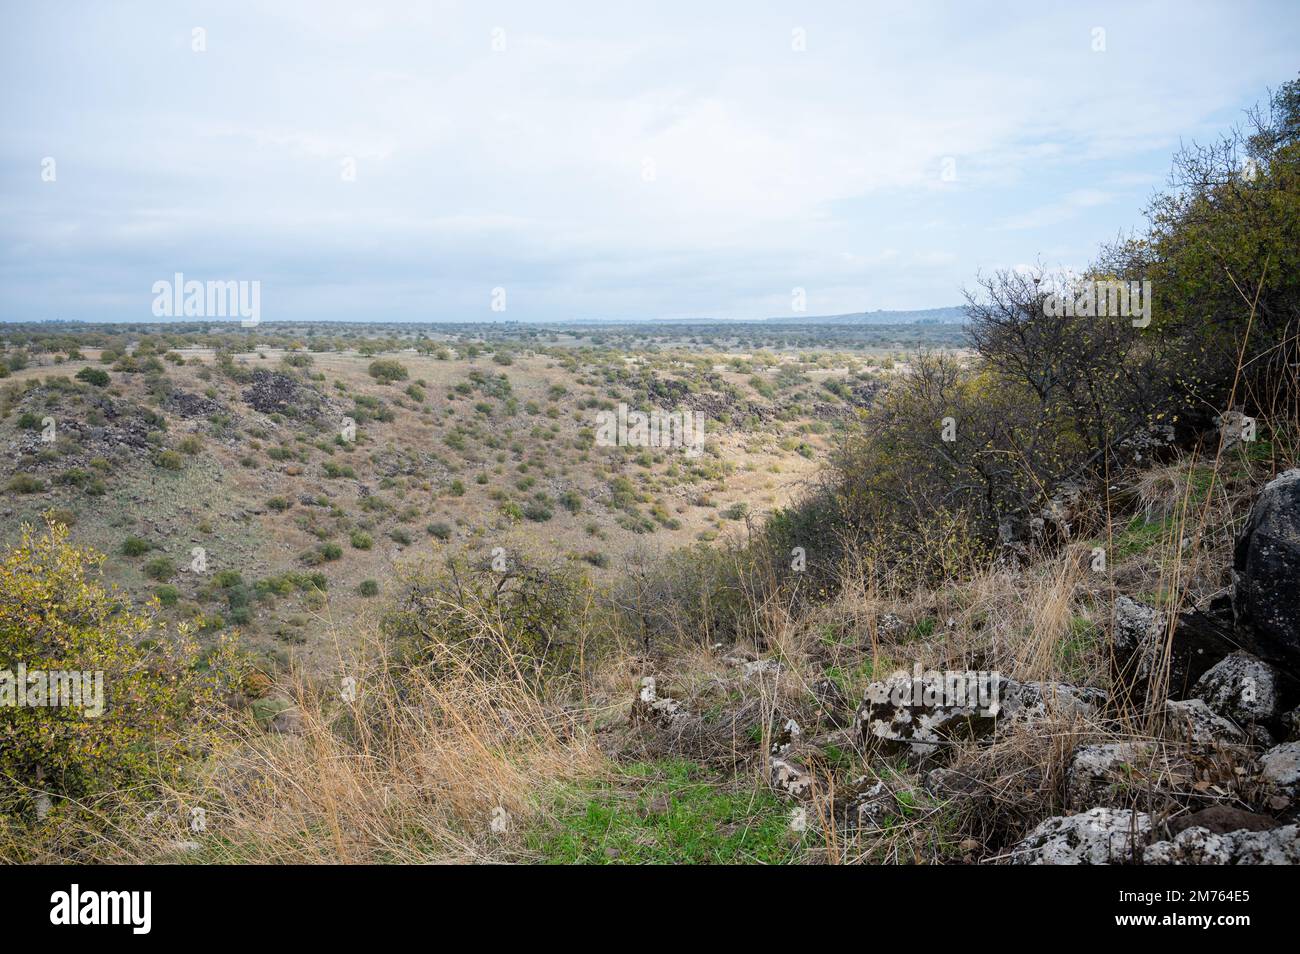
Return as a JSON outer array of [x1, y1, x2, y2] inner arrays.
[[1233, 468, 1300, 664], [1164, 698, 1246, 745], [630, 676, 686, 728], [769, 756, 813, 799], [1258, 741, 1300, 794], [1064, 742, 1194, 811], [1111, 596, 1237, 703], [1009, 808, 1150, 865], [1142, 825, 1300, 864], [853, 670, 1104, 757], [1193, 651, 1281, 732]]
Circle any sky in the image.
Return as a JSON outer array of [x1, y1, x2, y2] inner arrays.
[[1, 1, 1297, 323]]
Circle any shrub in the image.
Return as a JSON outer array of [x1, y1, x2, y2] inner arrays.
[[143, 557, 176, 581], [350, 531, 373, 550], [120, 536, 151, 556], [359, 579, 379, 597], [6, 474, 44, 494], [0, 522, 233, 825], [74, 366, 110, 387], [367, 359, 408, 384]]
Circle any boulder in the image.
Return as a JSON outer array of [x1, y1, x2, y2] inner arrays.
[[1258, 740, 1300, 795], [1110, 596, 1237, 704], [1233, 469, 1300, 666], [853, 670, 1104, 757], [1193, 651, 1282, 742], [1142, 825, 1300, 864], [1008, 808, 1150, 865], [1163, 698, 1246, 745], [1064, 742, 1194, 812]]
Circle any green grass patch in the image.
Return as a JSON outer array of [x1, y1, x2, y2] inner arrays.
[[526, 759, 801, 864]]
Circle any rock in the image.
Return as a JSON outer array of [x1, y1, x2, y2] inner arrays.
[[1142, 825, 1300, 864], [770, 756, 813, 799], [1167, 805, 1278, 836], [1233, 468, 1300, 665], [630, 676, 687, 729], [1258, 741, 1300, 795], [268, 707, 303, 735], [1193, 651, 1281, 740], [741, 659, 782, 680], [843, 779, 908, 831], [1111, 596, 1237, 704], [853, 670, 1103, 757], [1009, 808, 1150, 865], [1284, 707, 1300, 742], [1164, 698, 1246, 745], [1064, 742, 1194, 812], [769, 717, 802, 756]]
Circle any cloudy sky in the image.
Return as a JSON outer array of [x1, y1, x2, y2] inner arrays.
[[2, 1, 1297, 323]]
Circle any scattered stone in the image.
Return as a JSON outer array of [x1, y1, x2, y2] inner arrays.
[[1008, 808, 1150, 865], [630, 676, 686, 729], [770, 756, 813, 799], [853, 671, 1104, 757], [1142, 825, 1300, 864]]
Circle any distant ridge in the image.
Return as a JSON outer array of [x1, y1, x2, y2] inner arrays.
[[773, 306, 967, 325]]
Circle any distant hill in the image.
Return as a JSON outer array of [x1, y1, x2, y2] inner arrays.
[[774, 306, 967, 325]]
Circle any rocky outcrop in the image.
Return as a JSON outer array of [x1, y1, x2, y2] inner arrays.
[[1008, 808, 1150, 865], [1142, 824, 1300, 864], [1233, 469, 1300, 665]]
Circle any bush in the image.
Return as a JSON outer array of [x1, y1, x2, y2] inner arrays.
[[350, 531, 373, 550], [427, 521, 452, 540], [367, 359, 408, 384], [120, 536, 151, 556], [359, 579, 379, 597], [6, 474, 45, 494], [74, 366, 110, 387], [143, 557, 176, 581], [0, 522, 233, 825]]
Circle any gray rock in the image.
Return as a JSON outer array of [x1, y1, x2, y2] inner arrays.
[[1164, 698, 1246, 744], [1143, 825, 1300, 864], [1258, 740, 1300, 793], [853, 670, 1104, 757], [1065, 742, 1194, 811], [630, 676, 686, 728], [1193, 651, 1281, 729], [1009, 808, 1150, 865], [1233, 468, 1300, 664]]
